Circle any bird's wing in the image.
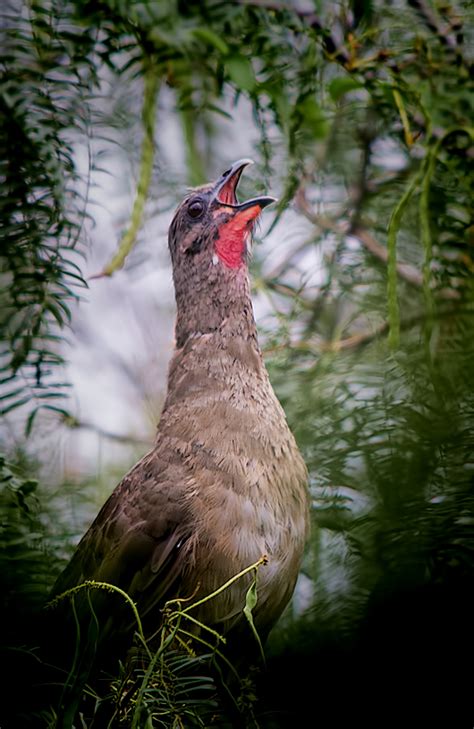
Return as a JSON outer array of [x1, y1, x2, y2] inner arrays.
[[52, 446, 193, 627], [44, 447, 197, 724]]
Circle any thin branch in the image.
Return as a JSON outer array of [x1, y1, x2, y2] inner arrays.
[[347, 108, 377, 231], [264, 280, 316, 308], [236, 0, 350, 64], [264, 305, 471, 357], [320, 321, 389, 352], [263, 322, 387, 355], [407, 0, 458, 52], [320, 304, 473, 352], [354, 227, 423, 288], [294, 186, 347, 235], [263, 239, 311, 281], [295, 186, 460, 300], [91, 66, 160, 279], [65, 416, 153, 447]]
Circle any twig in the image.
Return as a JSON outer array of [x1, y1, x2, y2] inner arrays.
[[348, 108, 377, 230], [320, 321, 389, 352], [64, 416, 153, 446], [91, 66, 160, 279], [236, 0, 350, 65], [407, 0, 458, 52], [294, 186, 347, 235], [263, 323, 386, 356], [263, 239, 311, 281], [295, 186, 460, 299], [264, 305, 470, 357], [354, 228, 424, 289], [323, 304, 473, 352], [264, 280, 315, 309]]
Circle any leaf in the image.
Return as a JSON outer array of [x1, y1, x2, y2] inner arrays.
[[350, 0, 374, 27], [191, 28, 229, 56], [297, 96, 328, 138], [205, 103, 232, 119], [243, 575, 265, 663], [0, 387, 25, 402], [328, 76, 364, 101], [225, 55, 256, 93], [45, 299, 69, 326], [0, 397, 30, 416], [38, 404, 70, 419], [25, 407, 40, 437], [34, 391, 69, 400], [18, 479, 38, 496]]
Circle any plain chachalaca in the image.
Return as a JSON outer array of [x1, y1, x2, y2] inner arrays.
[[51, 159, 309, 711]]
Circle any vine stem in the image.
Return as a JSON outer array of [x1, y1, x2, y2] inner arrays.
[[386, 168, 423, 349], [170, 554, 268, 616], [47, 579, 151, 659], [387, 125, 473, 350], [91, 64, 159, 279]]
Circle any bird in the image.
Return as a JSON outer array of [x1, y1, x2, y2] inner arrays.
[[49, 159, 309, 723]]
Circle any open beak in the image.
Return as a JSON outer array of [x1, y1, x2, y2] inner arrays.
[[211, 159, 276, 218]]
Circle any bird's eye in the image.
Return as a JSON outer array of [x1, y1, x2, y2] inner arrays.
[[188, 200, 204, 218]]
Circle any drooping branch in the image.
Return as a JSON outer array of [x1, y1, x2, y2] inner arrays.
[[65, 416, 153, 447], [407, 0, 459, 52], [295, 186, 460, 300], [91, 64, 160, 279], [236, 0, 350, 65]]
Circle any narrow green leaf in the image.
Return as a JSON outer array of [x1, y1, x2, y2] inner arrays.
[[386, 168, 424, 349], [19, 479, 38, 495], [25, 407, 40, 436], [45, 300, 68, 326], [38, 405, 70, 418], [34, 391, 68, 400], [243, 576, 265, 664], [99, 65, 160, 277], [0, 387, 25, 402], [226, 56, 256, 93], [297, 96, 328, 138], [328, 76, 364, 101], [0, 397, 30, 416], [191, 28, 229, 55]]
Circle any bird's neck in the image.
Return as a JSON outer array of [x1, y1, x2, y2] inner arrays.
[[173, 263, 258, 348]]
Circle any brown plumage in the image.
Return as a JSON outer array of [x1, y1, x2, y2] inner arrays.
[[53, 159, 309, 659]]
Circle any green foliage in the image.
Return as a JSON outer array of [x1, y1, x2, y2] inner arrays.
[[0, 452, 60, 614], [98, 64, 160, 277], [1, 0, 474, 726], [44, 560, 268, 727], [0, 0, 92, 422]]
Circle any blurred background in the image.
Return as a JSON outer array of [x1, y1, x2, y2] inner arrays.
[[1, 0, 473, 726]]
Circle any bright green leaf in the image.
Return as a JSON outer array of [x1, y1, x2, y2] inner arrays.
[[226, 55, 256, 93], [329, 76, 364, 101], [243, 576, 265, 663], [298, 96, 328, 138], [191, 28, 229, 56]]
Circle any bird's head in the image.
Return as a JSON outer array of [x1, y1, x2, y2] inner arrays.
[[168, 159, 275, 273], [168, 160, 275, 345]]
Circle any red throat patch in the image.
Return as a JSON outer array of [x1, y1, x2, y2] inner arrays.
[[214, 206, 260, 269]]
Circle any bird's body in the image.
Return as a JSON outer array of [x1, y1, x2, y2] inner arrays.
[[57, 320, 307, 637], [52, 160, 309, 692]]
